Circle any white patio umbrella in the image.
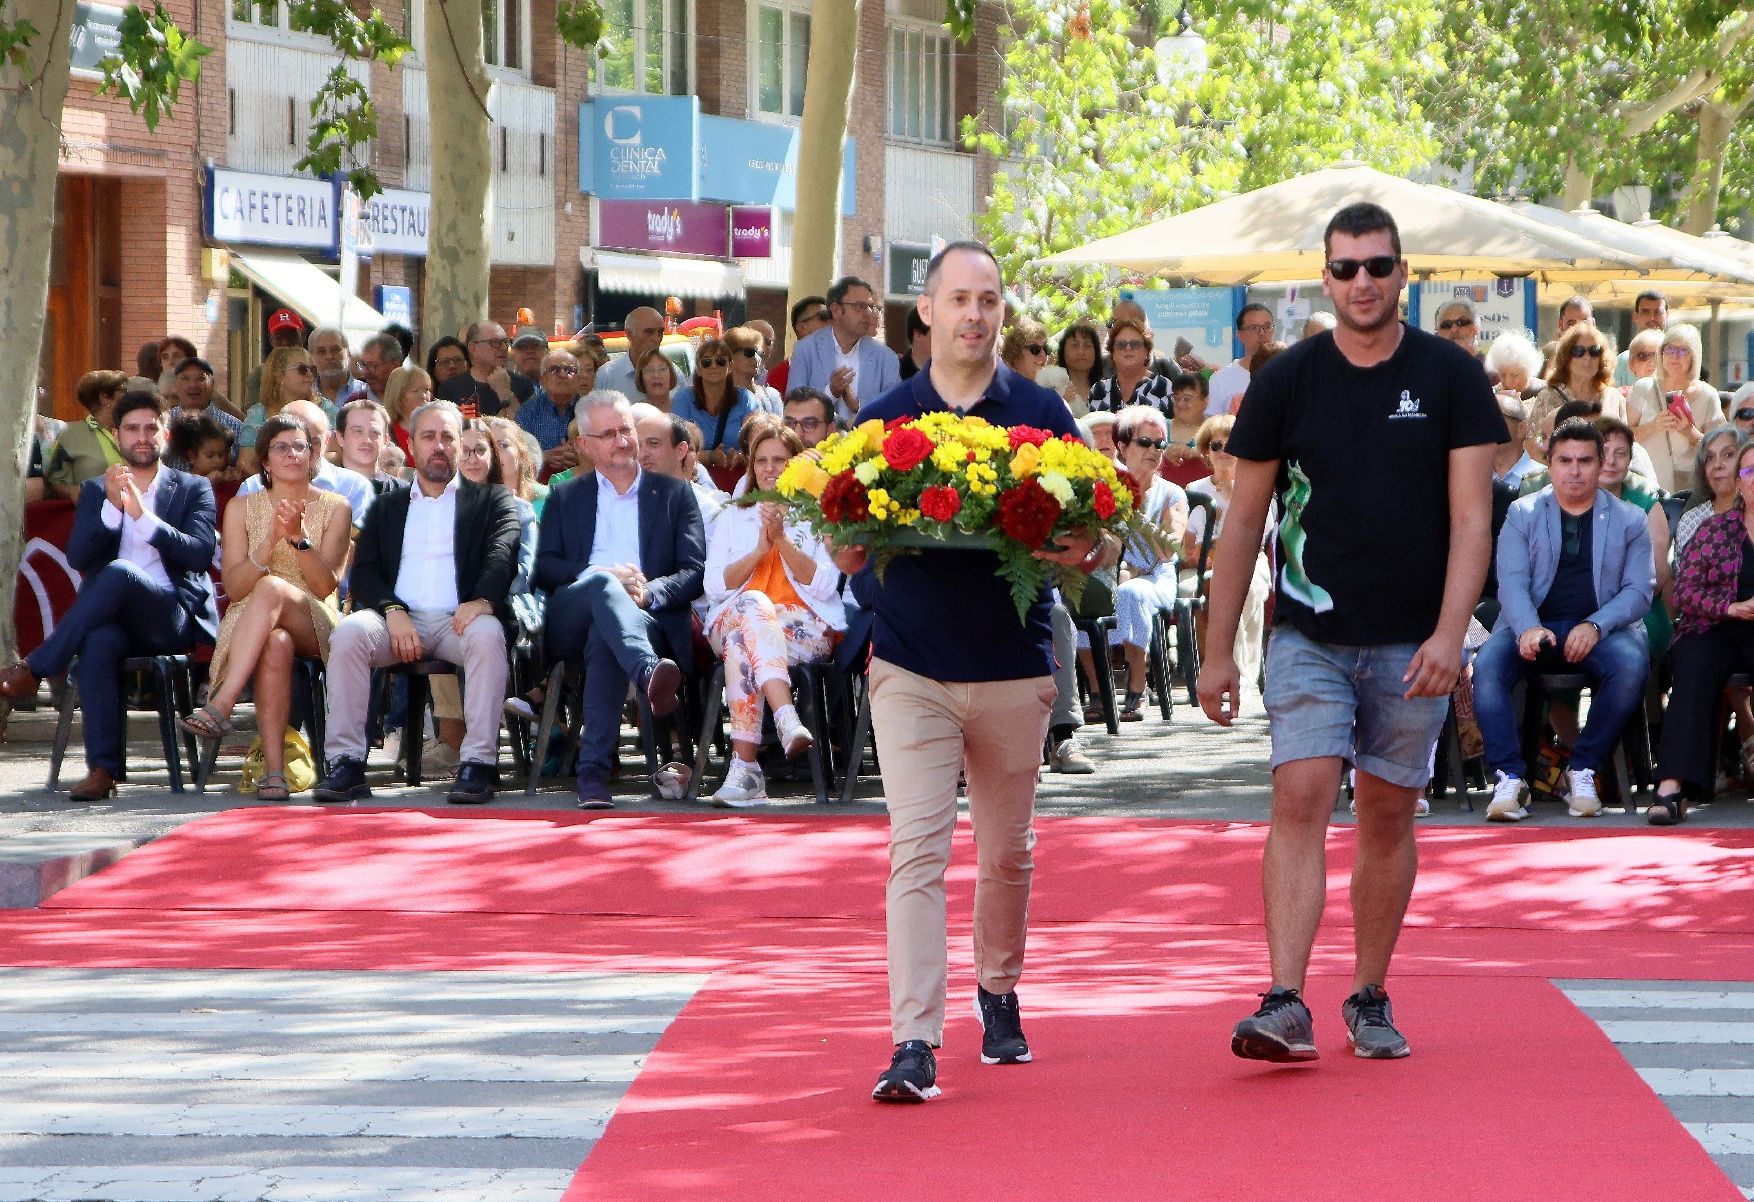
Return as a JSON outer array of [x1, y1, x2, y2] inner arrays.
[[1040, 161, 1651, 283], [1504, 202, 1754, 286]]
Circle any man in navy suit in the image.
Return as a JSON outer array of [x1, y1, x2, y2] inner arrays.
[[786, 276, 902, 426], [1, 391, 219, 799], [536, 391, 705, 808]]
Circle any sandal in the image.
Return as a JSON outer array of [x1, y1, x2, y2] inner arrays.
[[256, 771, 290, 802], [178, 704, 233, 740], [1646, 789, 1686, 826], [1119, 691, 1145, 722]]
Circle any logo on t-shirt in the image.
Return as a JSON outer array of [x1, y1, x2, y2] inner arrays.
[[1390, 389, 1426, 420]]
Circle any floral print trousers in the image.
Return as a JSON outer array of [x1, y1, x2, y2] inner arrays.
[[708, 591, 835, 744]]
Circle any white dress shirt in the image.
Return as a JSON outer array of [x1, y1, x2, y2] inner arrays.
[[394, 473, 460, 611], [834, 338, 861, 412], [588, 468, 643, 572], [101, 465, 173, 592], [1206, 360, 1250, 416]]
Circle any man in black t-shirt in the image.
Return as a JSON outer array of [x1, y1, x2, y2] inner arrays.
[[1199, 203, 1505, 1064]]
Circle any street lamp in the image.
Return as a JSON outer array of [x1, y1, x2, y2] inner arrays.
[[1155, 8, 1208, 85]]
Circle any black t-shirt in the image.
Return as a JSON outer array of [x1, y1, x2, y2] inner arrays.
[[1228, 325, 1506, 646], [436, 373, 506, 417], [1739, 534, 1754, 602], [1538, 509, 1597, 622], [508, 370, 537, 405]]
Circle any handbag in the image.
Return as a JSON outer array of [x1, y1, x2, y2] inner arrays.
[[237, 728, 317, 794]]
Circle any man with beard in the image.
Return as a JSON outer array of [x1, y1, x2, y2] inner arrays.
[[310, 327, 364, 408], [788, 276, 900, 425], [0, 391, 219, 800], [835, 242, 1115, 1105], [312, 400, 521, 806], [1199, 202, 1504, 1064]]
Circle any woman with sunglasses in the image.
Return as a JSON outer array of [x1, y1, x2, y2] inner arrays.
[[1089, 317, 1172, 417], [1000, 318, 1052, 384], [671, 337, 758, 477], [1527, 323, 1624, 457], [1629, 323, 1722, 493], [1185, 413, 1271, 688], [725, 325, 783, 414], [179, 413, 351, 798], [237, 346, 326, 475], [1110, 405, 1188, 721], [1649, 437, 1754, 824], [1624, 329, 1663, 387]]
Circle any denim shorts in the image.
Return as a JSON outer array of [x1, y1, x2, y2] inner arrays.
[[1262, 625, 1449, 789]]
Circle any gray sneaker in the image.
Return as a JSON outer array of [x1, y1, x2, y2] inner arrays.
[[1342, 984, 1410, 1059], [1231, 987, 1318, 1062]]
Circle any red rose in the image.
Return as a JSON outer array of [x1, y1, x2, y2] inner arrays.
[[882, 426, 935, 473], [1008, 425, 1052, 450], [996, 478, 1063, 547], [919, 484, 962, 522], [820, 471, 870, 524], [1092, 480, 1117, 520]]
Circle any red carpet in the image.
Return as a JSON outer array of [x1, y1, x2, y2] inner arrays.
[[8, 807, 1753, 1201]]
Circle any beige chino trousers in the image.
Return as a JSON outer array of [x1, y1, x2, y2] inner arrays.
[[869, 657, 1056, 1047]]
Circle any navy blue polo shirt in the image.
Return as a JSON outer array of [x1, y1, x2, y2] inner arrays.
[[859, 363, 1081, 682]]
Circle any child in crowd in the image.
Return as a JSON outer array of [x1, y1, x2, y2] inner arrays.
[[167, 412, 234, 482]]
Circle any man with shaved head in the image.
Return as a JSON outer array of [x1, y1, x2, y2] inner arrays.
[[597, 306, 666, 402]]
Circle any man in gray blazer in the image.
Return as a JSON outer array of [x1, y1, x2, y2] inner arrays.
[[786, 276, 901, 425], [1474, 418, 1654, 821]]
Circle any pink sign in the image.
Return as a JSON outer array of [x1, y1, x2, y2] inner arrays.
[[598, 199, 727, 258], [730, 205, 773, 258]]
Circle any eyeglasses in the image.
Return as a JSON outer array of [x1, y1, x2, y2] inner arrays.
[[810, 310, 830, 325], [543, 365, 579, 376], [734, 347, 762, 359], [1023, 343, 1047, 356], [1661, 345, 1691, 357], [288, 362, 315, 375], [1632, 351, 1657, 362], [1325, 256, 1399, 280], [1740, 467, 1754, 479], [1207, 440, 1229, 454], [700, 356, 730, 368], [1127, 437, 1169, 450], [266, 440, 310, 456], [459, 446, 491, 459], [1438, 317, 1475, 331], [1570, 345, 1605, 359], [837, 300, 879, 313], [1240, 323, 1274, 335], [1112, 339, 1146, 352], [584, 426, 635, 441], [470, 337, 511, 349], [784, 416, 826, 431], [434, 355, 467, 369], [1737, 409, 1754, 422]]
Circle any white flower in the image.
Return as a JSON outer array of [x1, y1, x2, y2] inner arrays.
[[854, 460, 882, 486], [1038, 471, 1074, 505]]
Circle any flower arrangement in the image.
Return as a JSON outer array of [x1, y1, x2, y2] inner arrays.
[[767, 412, 1159, 622]]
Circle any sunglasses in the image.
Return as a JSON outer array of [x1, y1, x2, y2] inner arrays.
[[700, 356, 730, 368], [1741, 467, 1754, 479], [288, 362, 315, 375], [734, 347, 762, 358], [1737, 409, 1754, 422], [1208, 440, 1229, 454], [1662, 345, 1691, 357], [1126, 437, 1169, 450], [1570, 345, 1605, 359], [543, 365, 578, 376], [1326, 255, 1399, 280], [1023, 343, 1047, 356], [471, 337, 511, 349], [1112, 339, 1147, 352], [1438, 317, 1475, 331]]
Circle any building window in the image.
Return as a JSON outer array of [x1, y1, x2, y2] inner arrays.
[[887, 25, 953, 145], [752, 1, 810, 120], [482, 0, 529, 73], [597, 0, 692, 96]]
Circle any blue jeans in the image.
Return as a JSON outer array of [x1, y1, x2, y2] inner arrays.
[[544, 570, 669, 785], [26, 561, 198, 774], [1471, 620, 1649, 778]]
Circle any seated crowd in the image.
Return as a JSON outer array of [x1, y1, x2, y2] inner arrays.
[[12, 283, 1754, 818]]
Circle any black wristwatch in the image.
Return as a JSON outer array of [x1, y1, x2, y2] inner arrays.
[[287, 537, 312, 552]]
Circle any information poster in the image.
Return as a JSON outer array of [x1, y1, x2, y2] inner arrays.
[[1120, 286, 1244, 364]]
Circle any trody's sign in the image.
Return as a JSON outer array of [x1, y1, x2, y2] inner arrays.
[[598, 199, 729, 258]]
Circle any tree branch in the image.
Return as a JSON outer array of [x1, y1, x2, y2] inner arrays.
[[436, 0, 490, 121], [1620, 10, 1754, 137]]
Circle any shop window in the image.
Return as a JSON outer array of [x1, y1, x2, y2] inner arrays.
[[752, 1, 810, 120], [597, 0, 692, 96], [887, 25, 954, 145]]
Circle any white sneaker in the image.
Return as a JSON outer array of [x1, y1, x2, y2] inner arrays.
[[1567, 768, 1602, 817], [1414, 798, 1430, 817], [421, 739, 460, 780], [775, 710, 814, 759], [1049, 736, 1096, 774], [711, 759, 769, 807], [1486, 771, 1529, 822]]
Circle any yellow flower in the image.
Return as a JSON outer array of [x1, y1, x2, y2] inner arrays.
[[895, 507, 921, 527], [790, 461, 832, 499], [1038, 471, 1073, 505], [855, 419, 887, 453], [931, 444, 966, 473], [854, 460, 882, 486], [1010, 442, 1042, 477]]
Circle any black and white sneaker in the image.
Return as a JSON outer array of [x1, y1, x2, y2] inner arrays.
[[1231, 986, 1319, 1062], [1342, 984, 1411, 1059], [974, 986, 1032, 1064], [872, 1040, 940, 1103]]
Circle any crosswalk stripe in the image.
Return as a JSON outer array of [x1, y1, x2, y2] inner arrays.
[[1594, 1021, 1754, 1044], [1683, 1124, 1754, 1156], [0, 968, 704, 1007], [0, 1165, 576, 1202], [0, 1101, 610, 1140], [1566, 990, 1754, 1011], [1639, 1068, 1754, 1096], [0, 1050, 643, 1083], [0, 1010, 671, 1035]]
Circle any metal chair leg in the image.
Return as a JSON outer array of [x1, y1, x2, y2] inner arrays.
[[840, 684, 874, 805], [153, 661, 186, 794], [686, 664, 725, 804], [47, 677, 78, 791], [526, 662, 568, 796]]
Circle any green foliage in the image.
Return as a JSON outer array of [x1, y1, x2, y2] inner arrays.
[[284, 4, 412, 200], [945, 0, 979, 40], [0, 18, 38, 73], [972, 1, 1442, 329], [557, 0, 607, 50], [99, 5, 212, 131]]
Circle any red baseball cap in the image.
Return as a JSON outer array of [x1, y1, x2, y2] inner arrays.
[[267, 308, 305, 335]]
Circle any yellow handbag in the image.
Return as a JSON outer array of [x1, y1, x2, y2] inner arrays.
[[237, 728, 317, 794]]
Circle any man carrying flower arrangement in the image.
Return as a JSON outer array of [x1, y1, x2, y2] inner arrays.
[[807, 242, 1121, 1104]]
